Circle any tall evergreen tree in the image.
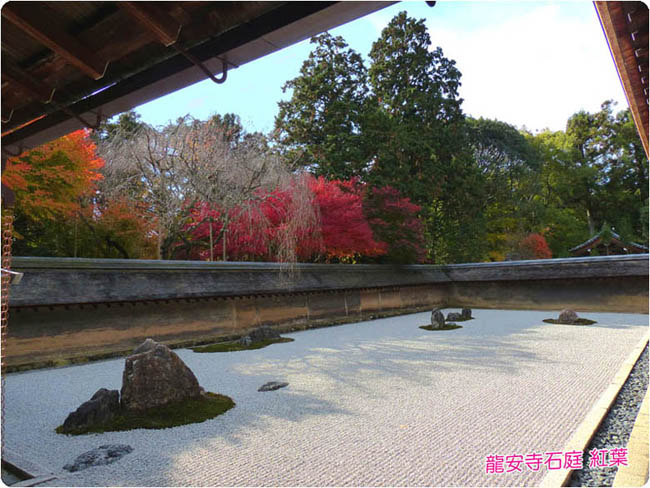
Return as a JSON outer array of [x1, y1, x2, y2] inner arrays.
[[274, 33, 371, 179], [367, 12, 486, 263]]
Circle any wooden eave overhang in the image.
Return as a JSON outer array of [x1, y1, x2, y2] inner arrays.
[[1, 1, 392, 156], [595, 1, 649, 157]]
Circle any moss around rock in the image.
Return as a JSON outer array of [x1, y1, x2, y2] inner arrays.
[[56, 392, 235, 435], [191, 337, 294, 353], [543, 318, 597, 325], [419, 324, 463, 331]]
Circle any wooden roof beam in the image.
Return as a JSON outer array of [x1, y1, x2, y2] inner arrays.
[[118, 2, 182, 47], [2, 58, 55, 103], [1, 3, 108, 80], [595, 1, 649, 158]]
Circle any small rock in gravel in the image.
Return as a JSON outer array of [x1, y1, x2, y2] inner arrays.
[[258, 381, 288, 392], [63, 444, 133, 472], [461, 308, 472, 320]]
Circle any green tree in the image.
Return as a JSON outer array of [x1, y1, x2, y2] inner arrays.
[[367, 12, 486, 263], [529, 129, 591, 257], [367, 12, 465, 203], [562, 101, 647, 242], [274, 33, 371, 179], [92, 111, 145, 144], [467, 117, 543, 259]]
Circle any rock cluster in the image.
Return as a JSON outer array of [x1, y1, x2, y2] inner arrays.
[[238, 326, 281, 346], [61, 339, 203, 433], [446, 308, 472, 322], [64, 444, 133, 472]]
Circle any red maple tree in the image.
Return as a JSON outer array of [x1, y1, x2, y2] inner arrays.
[[363, 185, 425, 263], [304, 176, 386, 261], [518, 233, 552, 259]]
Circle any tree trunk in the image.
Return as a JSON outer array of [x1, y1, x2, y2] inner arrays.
[[209, 221, 214, 261], [157, 225, 163, 260], [73, 215, 78, 258], [222, 227, 227, 261]]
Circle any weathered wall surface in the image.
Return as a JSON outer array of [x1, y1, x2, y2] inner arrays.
[[4, 255, 648, 369]]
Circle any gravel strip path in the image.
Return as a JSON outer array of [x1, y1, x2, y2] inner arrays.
[[569, 345, 649, 487], [2, 309, 647, 487]]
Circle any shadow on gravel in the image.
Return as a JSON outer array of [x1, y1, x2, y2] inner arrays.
[[222, 314, 548, 398]]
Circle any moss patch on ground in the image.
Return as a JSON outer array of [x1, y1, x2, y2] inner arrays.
[[419, 324, 463, 331], [55, 392, 235, 435], [543, 318, 597, 325], [191, 337, 294, 353]]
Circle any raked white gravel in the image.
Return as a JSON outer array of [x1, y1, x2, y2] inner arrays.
[[2, 309, 648, 486]]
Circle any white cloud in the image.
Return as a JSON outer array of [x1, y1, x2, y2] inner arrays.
[[425, 3, 627, 131]]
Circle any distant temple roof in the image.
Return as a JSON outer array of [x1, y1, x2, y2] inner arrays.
[[569, 227, 649, 256]]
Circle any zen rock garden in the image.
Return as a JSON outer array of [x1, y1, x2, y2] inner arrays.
[[544, 309, 597, 325]]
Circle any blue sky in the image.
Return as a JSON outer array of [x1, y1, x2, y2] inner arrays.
[[134, 1, 627, 134]]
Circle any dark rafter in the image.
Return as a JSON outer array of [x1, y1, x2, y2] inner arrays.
[[118, 2, 181, 47], [118, 2, 228, 85], [2, 57, 100, 131], [2, 2, 108, 80], [2, 58, 55, 103]]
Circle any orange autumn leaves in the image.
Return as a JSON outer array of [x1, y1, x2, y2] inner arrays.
[[3, 129, 103, 220], [3, 130, 158, 258]]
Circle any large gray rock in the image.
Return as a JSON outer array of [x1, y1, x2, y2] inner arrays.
[[63, 444, 133, 472], [121, 340, 202, 412], [558, 309, 579, 324], [61, 388, 120, 434], [248, 326, 280, 343], [446, 312, 463, 321], [431, 309, 445, 329], [461, 308, 472, 320]]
